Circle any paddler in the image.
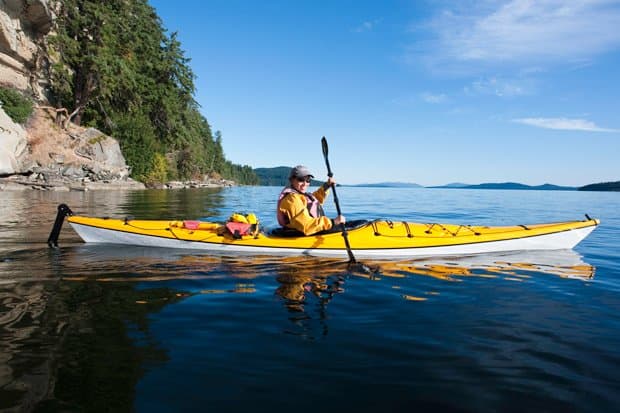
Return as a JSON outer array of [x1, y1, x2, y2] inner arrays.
[[276, 165, 346, 235]]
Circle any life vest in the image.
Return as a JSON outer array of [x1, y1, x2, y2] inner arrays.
[[277, 187, 325, 227]]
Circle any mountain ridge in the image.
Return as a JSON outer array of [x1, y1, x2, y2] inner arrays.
[[431, 182, 576, 191], [253, 167, 617, 191]]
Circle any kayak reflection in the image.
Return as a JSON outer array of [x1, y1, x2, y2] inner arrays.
[[45, 246, 595, 344], [58, 245, 594, 284], [377, 249, 595, 282]]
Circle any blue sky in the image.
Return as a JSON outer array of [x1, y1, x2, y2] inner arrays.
[[149, 0, 620, 186]]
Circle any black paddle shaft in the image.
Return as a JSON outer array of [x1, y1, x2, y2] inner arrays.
[[321, 136, 356, 263]]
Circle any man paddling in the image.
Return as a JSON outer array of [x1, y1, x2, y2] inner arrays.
[[276, 165, 346, 235]]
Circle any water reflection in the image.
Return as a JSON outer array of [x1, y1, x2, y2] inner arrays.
[[0, 248, 601, 410], [0, 260, 189, 411], [46, 245, 595, 289], [122, 188, 226, 220], [50, 246, 595, 334], [272, 259, 347, 339], [377, 250, 595, 283]]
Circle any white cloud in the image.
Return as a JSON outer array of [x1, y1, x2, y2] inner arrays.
[[513, 117, 618, 132], [353, 18, 382, 33], [421, 92, 447, 103], [464, 77, 529, 97], [422, 0, 620, 66]]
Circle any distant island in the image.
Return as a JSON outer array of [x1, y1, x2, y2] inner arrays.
[[253, 168, 426, 187], [254, 166, 292, 186], [578, 181, 620, 191], [430, 182, 576, 191], [253, 167, 618, 192]]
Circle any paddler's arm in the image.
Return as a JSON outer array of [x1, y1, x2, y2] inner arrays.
[[279, 193, 333, 235]]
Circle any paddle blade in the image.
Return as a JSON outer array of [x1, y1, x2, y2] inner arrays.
[[321, 136, 328, 157]]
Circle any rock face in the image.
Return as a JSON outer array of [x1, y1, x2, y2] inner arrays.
[[1, 107, 145, 190], [0, 103, 28, 174], [0, 0, 52, 96]]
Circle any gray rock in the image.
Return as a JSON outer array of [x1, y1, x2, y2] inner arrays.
[[0, 1, 53, 95], [49, 152, 65, 164], [0, 180, 29, 191], [0, 107, 28, 174], [61, 165, 85, 178]]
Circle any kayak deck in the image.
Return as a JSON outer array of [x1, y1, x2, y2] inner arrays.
[[65, 214, 599, 259]]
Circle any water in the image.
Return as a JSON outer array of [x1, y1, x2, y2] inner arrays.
[[1, 187, 619, 412]]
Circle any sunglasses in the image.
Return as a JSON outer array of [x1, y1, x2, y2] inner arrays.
[[296, 177, 312, 183]]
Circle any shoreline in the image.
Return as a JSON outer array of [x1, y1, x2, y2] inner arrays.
[[0, 176, 236, 191]]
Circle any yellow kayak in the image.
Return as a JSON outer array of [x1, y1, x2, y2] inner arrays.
[[50, 204, 599, 259]]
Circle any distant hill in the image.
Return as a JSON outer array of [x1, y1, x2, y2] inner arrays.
[[347, 182, 423, 188], [254, 166, 324, 187], [431, 182, 576, 190], [254, 168, 424, 188], [253, 169, 591, 191], [254, 166, 291, 186], [464, 182, 575, 190], [578, 181, 620, 191]]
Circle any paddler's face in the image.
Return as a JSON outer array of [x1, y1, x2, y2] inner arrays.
[[292, 176, 311, 193]]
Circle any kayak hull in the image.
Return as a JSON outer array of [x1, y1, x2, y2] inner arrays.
[[67, 216, 599, 259]]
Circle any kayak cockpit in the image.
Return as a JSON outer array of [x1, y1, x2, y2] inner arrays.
[[268, 219, 370, 238]]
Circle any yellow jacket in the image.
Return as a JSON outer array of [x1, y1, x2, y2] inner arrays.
[[277, 185, 333, 235]]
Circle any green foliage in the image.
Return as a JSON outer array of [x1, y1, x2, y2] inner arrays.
[[144, 153, 169, 185], [0, 87, 33, 124], [48, 0, 258, 185], [176, 148, 198, 180], [113, 111, 158, 178], [87, 135, 105, 145]]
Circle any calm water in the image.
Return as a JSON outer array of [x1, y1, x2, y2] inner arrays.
[[1, 187, 619, 412]]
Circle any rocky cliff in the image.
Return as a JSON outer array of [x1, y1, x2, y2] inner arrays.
[[0, 0, 145, 190], [1, 106, 145, 190], [0, 0, 51, 97]]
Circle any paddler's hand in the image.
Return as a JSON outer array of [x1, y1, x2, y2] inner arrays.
[[326, 177, 336, 187], [334, 215, 346, 226], [323, 177, 336, 191]]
